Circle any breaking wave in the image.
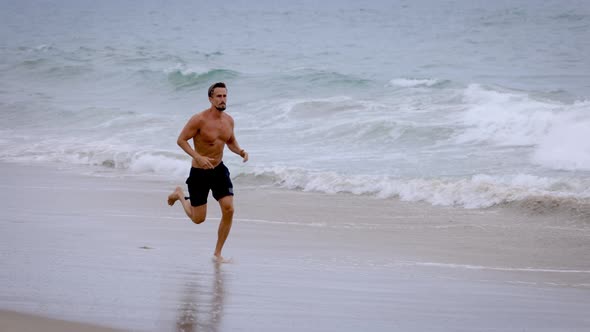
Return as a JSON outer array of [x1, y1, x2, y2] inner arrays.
[[241, 166, 590, 210]]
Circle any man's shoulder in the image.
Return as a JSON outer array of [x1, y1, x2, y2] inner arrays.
[[191, 109, 209, 120], [221, 112, 234, 123]]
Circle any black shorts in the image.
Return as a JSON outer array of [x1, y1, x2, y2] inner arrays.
[[185, 162, 234, 207]]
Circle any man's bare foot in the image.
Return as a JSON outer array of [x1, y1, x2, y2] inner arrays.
[[167, 186, 183, 206], [212, 254, 232, 264]]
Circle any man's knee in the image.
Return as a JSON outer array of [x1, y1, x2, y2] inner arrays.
[[218, 195, 234, 218], [221, 203, 234, 216], [190, 206, 207, 224], [191, 215, 206, 224]]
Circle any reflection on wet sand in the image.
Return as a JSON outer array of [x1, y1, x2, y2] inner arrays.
[[176, 262, 225, 332]]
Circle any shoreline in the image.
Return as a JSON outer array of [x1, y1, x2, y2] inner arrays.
[[2, 161, 590, 331], [0, 310, 125, 332]]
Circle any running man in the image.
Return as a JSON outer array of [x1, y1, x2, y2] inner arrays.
[[167, 82, 248, 262]]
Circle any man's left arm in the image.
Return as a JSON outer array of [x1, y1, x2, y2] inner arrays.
[[227, 133, 248, 162], [226, 117, 248, 162]]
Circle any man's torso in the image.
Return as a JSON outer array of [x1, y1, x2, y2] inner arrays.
[[191, 110, 233, 168]]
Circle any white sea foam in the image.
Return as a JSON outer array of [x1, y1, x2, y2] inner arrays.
[[3, 130, 587, 210], [398, 261, 590, 274], [127, 153, 188, 178], [245, 166, 590, 209], [456, 84, 559, 146], [33, 44, 54, 52], [164, 63, 211, 76], [388, 78, 440, 88], [456, 84, 590, 171], [532, 101, 590, 171], [0, 132, 189, 179]]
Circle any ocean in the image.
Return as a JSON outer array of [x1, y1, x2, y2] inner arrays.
[[1, 0, 589, 210]]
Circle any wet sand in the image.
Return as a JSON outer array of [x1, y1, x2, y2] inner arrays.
[[0, 309, 125, 332], [1, 162, 589, 331]]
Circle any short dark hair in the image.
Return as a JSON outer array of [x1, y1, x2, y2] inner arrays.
[[208, 82, 227, 97]]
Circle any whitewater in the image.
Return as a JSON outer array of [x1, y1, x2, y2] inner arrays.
[[1, 0, 589, 210]]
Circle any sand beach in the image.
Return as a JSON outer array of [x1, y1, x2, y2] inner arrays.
[[1, 162, 589, 331]]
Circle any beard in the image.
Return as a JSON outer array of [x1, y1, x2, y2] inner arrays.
[[215, 104, 226, 111]]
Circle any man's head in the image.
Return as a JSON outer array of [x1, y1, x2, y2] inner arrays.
[[208, 82, 227, 111]]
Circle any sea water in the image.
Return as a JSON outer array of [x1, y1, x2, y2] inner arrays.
[[1, 0, 589, 209]]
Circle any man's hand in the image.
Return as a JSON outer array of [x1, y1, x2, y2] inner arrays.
[[194, 155, 215, 169], [240, 150, 249, 163]]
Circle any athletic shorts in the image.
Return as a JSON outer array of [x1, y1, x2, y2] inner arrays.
[[185, 162, 234, 207]]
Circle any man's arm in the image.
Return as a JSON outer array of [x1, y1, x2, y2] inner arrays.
[[226, 117, 248, 162], [177, 115, 215, 168], [226, 133, 248, 162]]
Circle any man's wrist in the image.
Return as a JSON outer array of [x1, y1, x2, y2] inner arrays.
[[239, 149, 245, 157]]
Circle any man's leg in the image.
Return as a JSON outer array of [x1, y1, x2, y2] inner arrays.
[[168, 186, 207, 224], [214, 195, 234, 259]]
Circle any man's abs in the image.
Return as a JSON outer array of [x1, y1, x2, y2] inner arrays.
[[192, 137, 225, 168], [191, 157, 223, 169]]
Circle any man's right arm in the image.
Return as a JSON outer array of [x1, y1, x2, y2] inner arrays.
[[177, 116, 200, 159], [177, 115, 214, 169]]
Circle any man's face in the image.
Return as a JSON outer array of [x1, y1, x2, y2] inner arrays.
[[209, 88, 227, 111]]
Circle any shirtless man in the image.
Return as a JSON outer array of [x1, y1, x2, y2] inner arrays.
[[167, 82, 248, 262]]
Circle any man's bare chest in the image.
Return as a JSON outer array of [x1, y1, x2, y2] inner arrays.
[[197, 122, 232, 143]]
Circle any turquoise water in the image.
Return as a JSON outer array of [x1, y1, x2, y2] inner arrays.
[[1, 0, 589, 208]]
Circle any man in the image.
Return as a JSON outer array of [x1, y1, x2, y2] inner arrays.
[[167, 82, 248, 262]]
